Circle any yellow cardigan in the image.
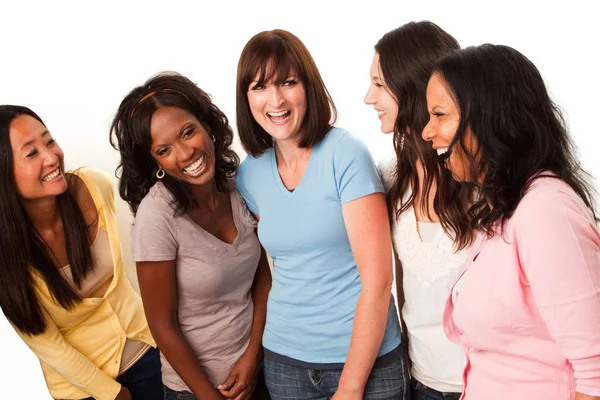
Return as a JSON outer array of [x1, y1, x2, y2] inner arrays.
[[12, 168, 155, 400]]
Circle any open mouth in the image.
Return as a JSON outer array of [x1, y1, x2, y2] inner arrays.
[[267, 110, 291, 123], [436, 148, 451, 168], [182, 154, 206, 177], [42, 168, 62, 182]]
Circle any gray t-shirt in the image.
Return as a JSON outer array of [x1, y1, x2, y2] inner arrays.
[[132, 182, 260, 391]]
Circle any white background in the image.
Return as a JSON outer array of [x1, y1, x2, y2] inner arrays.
[[0, 1, 598, 398]]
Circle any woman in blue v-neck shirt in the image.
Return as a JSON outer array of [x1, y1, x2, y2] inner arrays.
[[235, 29, 407, 400]]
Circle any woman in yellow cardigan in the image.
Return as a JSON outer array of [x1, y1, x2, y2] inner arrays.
[[0, 105, 162, 400]]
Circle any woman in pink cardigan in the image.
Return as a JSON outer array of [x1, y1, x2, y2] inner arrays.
[[422, 44, 600, 400]]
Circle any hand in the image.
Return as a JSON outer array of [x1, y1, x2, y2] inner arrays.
[[114, 386, 132, 400], [218, 349, 260, 400], [331, 385, 364, 400]]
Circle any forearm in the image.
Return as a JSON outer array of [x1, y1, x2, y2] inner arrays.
[[575, 393, 600, 400], [247, 248, 271, 354], [338, 283, 392, 394], [152, 324, 222, 400]]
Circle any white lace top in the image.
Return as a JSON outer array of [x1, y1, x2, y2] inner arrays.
[[380, 157, 467, 393]]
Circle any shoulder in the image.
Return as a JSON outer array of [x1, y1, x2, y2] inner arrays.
[[136, 182, 176, 217], [377, 153, 397, 191], [322, 127, 369, 153], [236, 151, 272, 185], [510, 176, 595, 235], [68, 168, 114, 210]]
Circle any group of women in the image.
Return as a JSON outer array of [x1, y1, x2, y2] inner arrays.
[[1, 20, 599, 400]]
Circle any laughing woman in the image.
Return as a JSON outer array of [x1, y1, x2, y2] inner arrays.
[[235, 30, 406, 400], [423, 44, 600, 399], [110, 73, 271, 400], [0, 105, 162, 400]]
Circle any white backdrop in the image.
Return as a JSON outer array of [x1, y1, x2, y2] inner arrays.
[[1, 1, 598, 397]]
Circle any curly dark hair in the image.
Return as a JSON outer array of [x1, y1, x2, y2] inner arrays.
[[375, 21, 474, 250], [110, 73, 239, 215], [434, 44, 597, 235]]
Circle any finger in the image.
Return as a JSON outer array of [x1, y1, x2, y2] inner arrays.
[[218, 375, 236, 391], [227, 380, 248, 398], [233, 386, 251, 400]]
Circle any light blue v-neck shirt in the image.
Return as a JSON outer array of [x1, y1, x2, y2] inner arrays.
[[236, 127, 401, 365]]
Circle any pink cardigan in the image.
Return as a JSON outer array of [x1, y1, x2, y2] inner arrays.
[[444, 176, 600, 399]]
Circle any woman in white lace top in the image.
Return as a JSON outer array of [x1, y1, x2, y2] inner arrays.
[[364, 21, 476, 400]]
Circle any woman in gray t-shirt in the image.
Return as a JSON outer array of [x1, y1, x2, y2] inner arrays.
[[110, 73, 271, 400]]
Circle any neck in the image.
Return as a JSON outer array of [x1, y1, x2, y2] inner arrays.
[[21, 196, 62, 233], [189, 181, 221, 212], [274, 139, 312, 170]]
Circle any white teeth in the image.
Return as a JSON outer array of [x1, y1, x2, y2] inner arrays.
[[183, 155, 205, 173], [436, 148, 449, 156], [267, 110, 289, 117], [42, 169, 60, 182], [377, 110, 385, 115]]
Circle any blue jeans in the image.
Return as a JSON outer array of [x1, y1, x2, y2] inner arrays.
[[163, 368, 270, 400], [80, 347, 163, 400], [263, 354, 409, 400], [410, 379, 461, 400]]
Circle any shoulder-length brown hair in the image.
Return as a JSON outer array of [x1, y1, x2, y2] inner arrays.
[[376, 21, 475, 250], [236, 29, 337, 157]]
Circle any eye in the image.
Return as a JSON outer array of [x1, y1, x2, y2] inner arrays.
[[282, 79, 298, 87], [250, 82, 266, 91], [182, 128, 195, 139], [156, 147, 170, 157], [46, 138, 56, 146], [26, 149, 38, 158], [374, 82, 384, 88]]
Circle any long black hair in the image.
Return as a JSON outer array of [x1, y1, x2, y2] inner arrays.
[[0, 105, 93, 335], [434, 44, 597, 234], [110, 72, 239, 215], [376, 21, 474, 249]]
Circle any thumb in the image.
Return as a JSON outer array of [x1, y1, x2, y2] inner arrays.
[[218, 374, 236, 390]]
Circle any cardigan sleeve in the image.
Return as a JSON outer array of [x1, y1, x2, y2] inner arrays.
[[12, 307, 121, 400], [515, 186, 600, 396]]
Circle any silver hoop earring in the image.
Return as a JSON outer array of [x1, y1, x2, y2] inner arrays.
[[156, 168, 165, 179], [211, 134, 216, 143]]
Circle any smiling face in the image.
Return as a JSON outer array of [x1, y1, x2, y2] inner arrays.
[[149, 106, 216, 187], [364, 52, 398, 134], [423, 73, 479, 182], [10, 115, 67, 201], [246, 71, 307, 143]]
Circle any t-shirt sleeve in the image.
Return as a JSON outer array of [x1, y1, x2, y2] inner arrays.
[[333, 132, 385, 204], [131, 188, 178, 262], [235, 157, 259, 215]]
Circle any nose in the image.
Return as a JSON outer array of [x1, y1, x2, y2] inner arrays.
[[268, 86, 284, 107], [41, 147, 60, 167], [364, 85, 375, 105], [176, 142, 195, 163], [422, 119, 435, 141]]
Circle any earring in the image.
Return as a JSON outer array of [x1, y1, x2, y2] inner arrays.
[[211, 134, 216, 142], [156, 168, 165, 179]]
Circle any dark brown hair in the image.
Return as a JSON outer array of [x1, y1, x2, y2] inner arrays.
[[236, 29, 337, 157], [376, 21, 474, 250], [434, 44, 597, 234], [110, 72, 239, 215], [0, 105, 94, 335]]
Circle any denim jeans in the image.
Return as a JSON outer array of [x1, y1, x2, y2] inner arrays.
[[410, 379, 461, 400], [163, 369, 270, 400], [81, 346, 163, 400], [263, 353, 409, 400]]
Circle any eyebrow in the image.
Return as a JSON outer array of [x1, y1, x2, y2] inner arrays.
[[20, 130, 49, 150]]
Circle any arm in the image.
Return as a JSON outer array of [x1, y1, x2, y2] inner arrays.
[[12, 309, 123, 400], [219, 243, 272, 399], [137, 260, 223, 400], [516, 188, 600, 398], [334, 192, 394, 398]]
